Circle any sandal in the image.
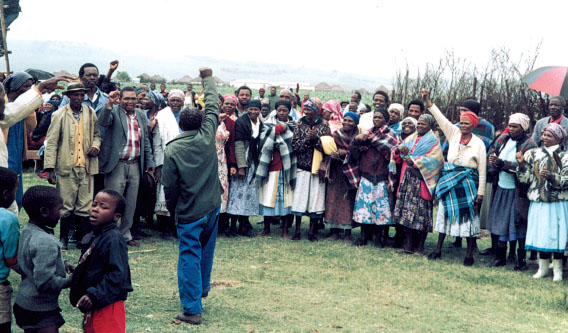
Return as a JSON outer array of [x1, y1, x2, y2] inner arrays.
[[292, 232, 301, 241], [308, 234, 318, 242]]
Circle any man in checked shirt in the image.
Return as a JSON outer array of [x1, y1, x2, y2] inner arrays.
[[98, 86, 154, 246]]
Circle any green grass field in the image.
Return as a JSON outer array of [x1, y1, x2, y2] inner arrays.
[[10, 171, 568, 332]]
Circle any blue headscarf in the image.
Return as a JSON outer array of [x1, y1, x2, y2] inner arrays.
[[3, 72, 33, 93], [45, 100, 59, 111], [343, 111, 360, 125]]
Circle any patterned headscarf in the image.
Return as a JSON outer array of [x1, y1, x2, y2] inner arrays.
[[3, 72, 33, 93], [543, 123, 567, 144], [303, 98, 320, 114], [322, 100, 343, 121], [419, 114, 436, 129], [509, 113, 530, 131], [168, 89, 185, 101], [147, 90, 166, 109], [311, 97, 323, 113]]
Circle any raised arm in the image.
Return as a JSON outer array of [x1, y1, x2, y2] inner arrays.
[[199, 68, 219, 139], [98, 90, 119, 127], [422, 89, 460, 141]]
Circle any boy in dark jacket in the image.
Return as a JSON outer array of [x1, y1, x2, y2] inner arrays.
[[70, 189, 132, 332]]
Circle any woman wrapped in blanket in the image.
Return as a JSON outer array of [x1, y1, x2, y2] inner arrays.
[[318, 111, 360, 242], [255, 100, 297, 238], [390, 114, 443, 254], [290, 99, 331, 241], [486, 113, 537, 269], [422, 89, 486, 266], [344, 108, 398, 247], [516, 123, 568, 281]]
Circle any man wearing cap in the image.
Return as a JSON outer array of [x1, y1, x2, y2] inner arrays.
[[60, 63, 110, 201], [44, 82, 101, 249], [531, 96, 568, 147]]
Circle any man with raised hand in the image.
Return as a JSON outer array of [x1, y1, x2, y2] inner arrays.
[[162, 67, 222, 326]]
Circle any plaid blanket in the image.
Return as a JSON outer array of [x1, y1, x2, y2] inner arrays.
[[389, 130, 444, 197], [343, 125, 398, 188], [255, 119, 297, 188], [435, 163, 479, 224]]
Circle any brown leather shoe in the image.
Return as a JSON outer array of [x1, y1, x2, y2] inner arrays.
[[126, 240, 140, 247], [175, 313, 202, 325]]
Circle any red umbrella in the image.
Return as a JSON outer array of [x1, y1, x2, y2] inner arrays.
[[521, 66, 568, 98]]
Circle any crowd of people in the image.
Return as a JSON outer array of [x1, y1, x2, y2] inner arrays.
[[0, 60, 567, 330]]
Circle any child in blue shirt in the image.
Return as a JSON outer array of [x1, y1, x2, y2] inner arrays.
[[0, 167, 20, 331]]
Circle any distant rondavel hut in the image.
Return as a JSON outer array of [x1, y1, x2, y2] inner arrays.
[[213, 76, 225, 86], [330, 84, 345, 93], [176, 75, 193, 84], [315, 82, 332, 91], [150, 75, 167, 84], [375, 85, 390, 94]]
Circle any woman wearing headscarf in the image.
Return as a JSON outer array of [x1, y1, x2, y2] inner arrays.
[[227, 100, 263, 236], [399, 117, 417, 142], [388, 116, 419, 247], [290, 98, 331, 241], [223, 94, 239, 120], [3, 72, 35, 208], [516, 123, 568, 281], [388, 103, 404, 136], [390, 114, 443, 253], [319, 111, 360, 241], [423, 89, 486, 266], [255, 100, 297, 238], [486, 113, 537, 269], [321, 100, 343, 134], [219, 95, 238, 236], [344, 108, 398, 246]]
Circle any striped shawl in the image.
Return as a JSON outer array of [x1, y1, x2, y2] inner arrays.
[[255, 119, 297, 188]]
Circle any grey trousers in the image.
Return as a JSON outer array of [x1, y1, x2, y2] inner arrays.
[[105, 160, 140, 242]]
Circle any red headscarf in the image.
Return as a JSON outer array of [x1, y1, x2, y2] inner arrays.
[[460, 111, 479, 128]]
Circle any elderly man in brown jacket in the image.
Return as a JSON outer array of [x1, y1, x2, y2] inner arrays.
[[44, 82, 101, 249]]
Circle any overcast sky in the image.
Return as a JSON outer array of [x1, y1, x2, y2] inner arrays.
[[8, 0, 566, 79]]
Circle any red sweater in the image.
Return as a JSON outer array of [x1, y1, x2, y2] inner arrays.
[[268, 124, 285, 171]]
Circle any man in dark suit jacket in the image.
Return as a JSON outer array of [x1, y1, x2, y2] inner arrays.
[[98, 86, 154, 246]]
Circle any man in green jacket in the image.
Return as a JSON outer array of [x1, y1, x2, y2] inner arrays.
[[162, 67, 222, 326]]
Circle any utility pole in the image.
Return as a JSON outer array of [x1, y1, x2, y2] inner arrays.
[[0, 0, 12, 75]]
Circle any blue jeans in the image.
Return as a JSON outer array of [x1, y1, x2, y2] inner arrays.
[[177, 207, 219, 315]]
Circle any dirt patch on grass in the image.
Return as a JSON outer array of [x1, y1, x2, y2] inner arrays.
[[211, 280, 242, 290]]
